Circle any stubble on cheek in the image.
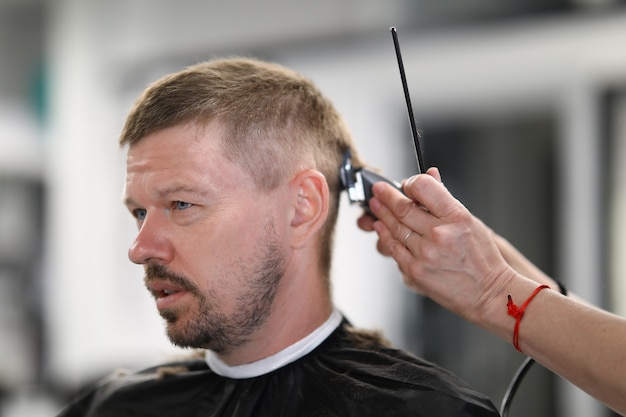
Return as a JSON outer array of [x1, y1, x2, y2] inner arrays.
[[151, 220, 285, 354]]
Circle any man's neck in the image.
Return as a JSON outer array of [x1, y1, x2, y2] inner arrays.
[[206, 307, 342, 378], [217, 299, 334, 366], [215, 266, 334, 366]]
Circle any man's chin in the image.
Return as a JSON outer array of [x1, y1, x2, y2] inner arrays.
[[163, 318, 210, 350], [160, 311, 195, 347], [165, 326, 197, 349], [159, 308, 179, 324]]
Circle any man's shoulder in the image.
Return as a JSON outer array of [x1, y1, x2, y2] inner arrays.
[[309, 323, 500, 416], [325, 323, 445, 374], [56, 354, 211, 417]]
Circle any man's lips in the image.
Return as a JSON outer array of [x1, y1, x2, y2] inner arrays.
[[147, 281, 190, 309], [147, 281, 184, 297]]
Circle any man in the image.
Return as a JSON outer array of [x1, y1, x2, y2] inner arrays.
[[57, 57, 499, 416]]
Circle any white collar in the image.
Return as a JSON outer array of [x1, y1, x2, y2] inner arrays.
[[205, 308, 342, 379]]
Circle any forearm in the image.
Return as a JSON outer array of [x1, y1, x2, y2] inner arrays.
[[493, 234, 588, 304], [483, 274, 626, 416]]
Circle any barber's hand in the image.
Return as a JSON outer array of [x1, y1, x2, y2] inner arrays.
[[356, 168, 440, 256], [364, 170, 515, 323]]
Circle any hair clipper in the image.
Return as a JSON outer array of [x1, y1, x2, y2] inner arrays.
[[339, 150, 403, 217]]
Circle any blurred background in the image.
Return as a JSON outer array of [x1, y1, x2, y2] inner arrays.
[[1, 0, 626, 416]]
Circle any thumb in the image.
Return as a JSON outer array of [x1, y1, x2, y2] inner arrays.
[[426, 166, 442, 183], [404, 174, 465, 221]]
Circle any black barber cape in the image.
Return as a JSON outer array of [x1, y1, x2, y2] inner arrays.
[[57, 316, 499, 417]]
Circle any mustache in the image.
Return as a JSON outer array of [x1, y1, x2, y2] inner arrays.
[[144, 264, 199, 294]]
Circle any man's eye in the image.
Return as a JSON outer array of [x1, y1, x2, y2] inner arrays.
[[175, 201, 192, 211], [133, 209, 147, 220]]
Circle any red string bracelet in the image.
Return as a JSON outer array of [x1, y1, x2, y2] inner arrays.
[[507, 284, 550, 352]]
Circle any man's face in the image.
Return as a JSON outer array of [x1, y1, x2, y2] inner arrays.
[[123, 122, 290, 354]]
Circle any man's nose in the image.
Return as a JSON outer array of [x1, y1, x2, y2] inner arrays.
[[128, 214, 173, 265]]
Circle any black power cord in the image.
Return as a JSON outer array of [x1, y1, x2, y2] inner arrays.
[[500, 356, 535, 417]]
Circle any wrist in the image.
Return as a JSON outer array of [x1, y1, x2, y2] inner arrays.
[[506, 284, 551, 352], [480, 271, 543, 342]]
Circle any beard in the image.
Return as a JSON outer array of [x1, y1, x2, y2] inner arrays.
[[144, 222, 285, 354]]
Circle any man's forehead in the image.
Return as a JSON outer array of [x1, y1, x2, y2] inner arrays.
[[123, 124, 260, 200], [122, 170, 217, 206], [126, 122, 222, 161]]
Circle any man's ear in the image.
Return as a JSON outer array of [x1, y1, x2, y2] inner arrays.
[[289, 169, 329, 248]]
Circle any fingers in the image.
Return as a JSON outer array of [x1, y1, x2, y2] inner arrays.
[[426, 166, 442, 183], [402, 174, 467, 222], [401, 230, 415, 249], [360, 168, 461, 264], [356, 212, 376, 232], [365, 167, 443, 225], [370, 181, 437, 238], [369, 197, 432, 272], [371, 211, 416, 268]]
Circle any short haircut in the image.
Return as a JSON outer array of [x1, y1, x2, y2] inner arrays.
[[119, 57, 365, 283]]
